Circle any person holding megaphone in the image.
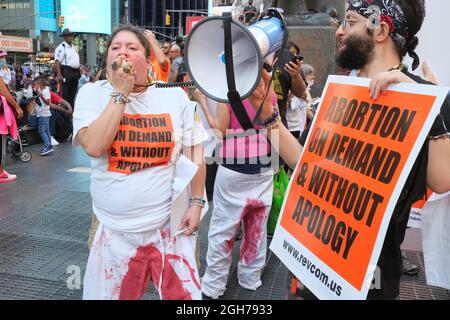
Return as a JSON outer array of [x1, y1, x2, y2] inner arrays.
[[72, 25, 207, 300], [194, 77, 277, 300]]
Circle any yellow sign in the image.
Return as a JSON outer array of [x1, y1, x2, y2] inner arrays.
[[0, 35, 33, 53], [58, 15, 65, 28]]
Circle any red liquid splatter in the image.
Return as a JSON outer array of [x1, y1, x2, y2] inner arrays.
[[119, 244, 199, 300], [239, 199, 267, 265]]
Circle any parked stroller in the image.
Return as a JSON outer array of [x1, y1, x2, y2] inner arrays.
[[6, 127, 32, 163]]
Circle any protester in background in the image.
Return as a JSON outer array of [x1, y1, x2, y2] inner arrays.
[[162, 41, 172, 59], [287, 41, 301, 58], [0, 65, 12, 88], [144, 30, 171, 82], [168, 45, 183, 82], [286, 64, 315, 139], [272, 47, 306, 128], [243, 0, 258, 24], [32, 78, 53, 156], [55, 28, 81, 111], [78, 66, 91, 91]]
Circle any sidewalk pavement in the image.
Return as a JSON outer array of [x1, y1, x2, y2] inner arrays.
[[0, 142, 448, 300]]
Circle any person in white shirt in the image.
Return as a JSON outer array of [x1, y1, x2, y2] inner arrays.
[[55, 28, 80, 110], [73, 25, 206, 300], [31, 78, 53, 156], [0, 65, 12, 87], [286, 64, 315, 139]]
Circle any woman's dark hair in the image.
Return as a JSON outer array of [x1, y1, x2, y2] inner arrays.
[[105, 25, 151, 60], [101, 25, 151, 79], [286, 41, 300, 56], [393, 0, 426, 59]]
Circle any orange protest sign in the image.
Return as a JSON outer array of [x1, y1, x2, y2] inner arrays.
[[271, 76, 449, 299], [108, 113, 175, 175]]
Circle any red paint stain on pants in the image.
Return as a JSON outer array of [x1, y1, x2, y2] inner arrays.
[[226, 221, 242, 254], [119, 245, 199, 300], [239, 199, 267, 265]]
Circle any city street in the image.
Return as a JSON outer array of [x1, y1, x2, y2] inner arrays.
[[0, 141, 448, 300]]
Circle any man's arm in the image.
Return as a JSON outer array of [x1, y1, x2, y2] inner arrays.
[[285, 60, 306, 99], [171, 69, 179, 83], [427, 139, 450, 194], [55, 60, 63, 83], [369, 70, 450, 194], [144, 30, 170, 72]]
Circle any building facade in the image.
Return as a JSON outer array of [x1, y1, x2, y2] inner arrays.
[[0, 0, 120, 66], [125, 0, 209, 41]]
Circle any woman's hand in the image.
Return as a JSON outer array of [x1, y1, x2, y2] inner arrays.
[[107, 55, 135, 96], [369, 70, 416, 100], [178, 205, 201, 236], [248, 69, 275, 121], [15, 107, 23, 119], [193, 89, 207, 107]]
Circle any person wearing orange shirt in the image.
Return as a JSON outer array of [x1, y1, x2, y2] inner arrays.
[[144, 30, 171, 82]]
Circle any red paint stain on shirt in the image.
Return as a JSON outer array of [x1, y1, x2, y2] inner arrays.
[[119, 245, 199, 300], [239, 199, 267, 265]]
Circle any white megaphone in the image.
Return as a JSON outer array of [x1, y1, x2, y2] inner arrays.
[[185, 10, 286, 103]]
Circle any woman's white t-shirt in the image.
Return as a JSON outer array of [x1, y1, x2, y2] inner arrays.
[[73, 81, 205, 233]]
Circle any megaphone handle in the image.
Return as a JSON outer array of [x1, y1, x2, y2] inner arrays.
[[223, 12, 254, 131], [223, 13, 236, 93]]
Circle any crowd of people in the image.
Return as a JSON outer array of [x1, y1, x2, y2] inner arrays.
[[0, 0, 449, 301]]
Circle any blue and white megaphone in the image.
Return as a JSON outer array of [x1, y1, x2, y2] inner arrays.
[[185, 9, 286, 103]]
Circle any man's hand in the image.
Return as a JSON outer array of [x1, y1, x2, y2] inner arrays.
[[143, 30, 158, 46], [285, 59, 302, 79], [369, 70, 416, 100]]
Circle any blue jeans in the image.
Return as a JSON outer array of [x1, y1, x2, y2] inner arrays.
[[38, 116, 51, 148]]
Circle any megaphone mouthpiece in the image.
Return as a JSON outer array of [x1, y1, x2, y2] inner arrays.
[[185, 12, 286, 103]]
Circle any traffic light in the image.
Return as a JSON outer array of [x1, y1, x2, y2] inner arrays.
[[165, 12, 171, 26], [58, 15, 64, 28]]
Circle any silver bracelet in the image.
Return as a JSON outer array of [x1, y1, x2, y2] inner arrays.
[[110, 91, 130, 104]]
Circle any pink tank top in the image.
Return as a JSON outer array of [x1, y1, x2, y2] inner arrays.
[[219, 96, 275, 161]]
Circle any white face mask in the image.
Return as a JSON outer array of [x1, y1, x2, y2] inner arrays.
[[307, 80, 314, 88]]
